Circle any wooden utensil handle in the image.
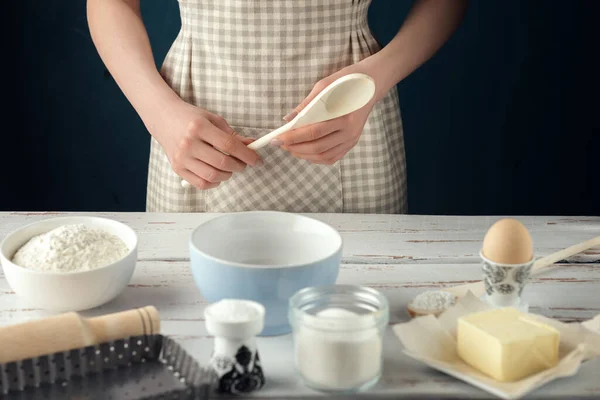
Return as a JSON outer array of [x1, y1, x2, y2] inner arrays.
[[247, 120, 296, 150], [0, 306, 160, 364], [532, 236, 600, 273]]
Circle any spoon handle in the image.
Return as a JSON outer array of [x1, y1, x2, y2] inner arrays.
[[247, 120, 296, 150], [443, 236, 600, 298], [531, 236, 600, 272]]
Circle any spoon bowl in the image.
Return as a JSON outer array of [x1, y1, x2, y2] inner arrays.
[[321, 74, 377, 119], [247, 73, 376, 150]]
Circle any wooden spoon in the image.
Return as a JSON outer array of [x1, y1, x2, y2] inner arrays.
[[181, 73, 376, 188], [407, 236, 600, 318]]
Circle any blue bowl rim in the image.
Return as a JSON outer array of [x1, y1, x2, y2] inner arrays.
[[189, 211, 343, 269]]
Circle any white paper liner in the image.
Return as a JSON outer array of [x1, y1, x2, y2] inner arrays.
[[582, 314, 600, 335], [393, 292, 600, 400]]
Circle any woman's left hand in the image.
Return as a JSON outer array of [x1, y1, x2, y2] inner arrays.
[[273, 65, 379, 165]]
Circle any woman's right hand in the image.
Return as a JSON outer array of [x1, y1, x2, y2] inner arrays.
[[148, 100, 263, 190], [88, 0, 263, 190]]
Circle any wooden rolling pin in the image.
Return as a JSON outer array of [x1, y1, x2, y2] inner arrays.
[[0, 306, 160, 363]]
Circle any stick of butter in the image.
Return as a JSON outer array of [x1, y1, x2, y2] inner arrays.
[[457, 308, 560, 382]]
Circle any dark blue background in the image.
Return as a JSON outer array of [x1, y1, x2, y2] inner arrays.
[[4, 1, 599, 215]]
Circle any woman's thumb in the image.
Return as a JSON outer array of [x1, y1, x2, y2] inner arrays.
[[283, 79, 330, 122], [235, 134, 255, 145]]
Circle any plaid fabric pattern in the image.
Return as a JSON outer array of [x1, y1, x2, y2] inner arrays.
[[146, 0, 407, 213]]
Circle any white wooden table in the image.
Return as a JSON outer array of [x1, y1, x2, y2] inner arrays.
[[1, 212, 599, 398]]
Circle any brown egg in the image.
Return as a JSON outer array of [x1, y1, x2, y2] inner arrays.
[[482, 218, 533, 264]]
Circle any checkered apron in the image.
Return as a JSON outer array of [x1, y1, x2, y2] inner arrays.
[[146, 0, 407, 213]]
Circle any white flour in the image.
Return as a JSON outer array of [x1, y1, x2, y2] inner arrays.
[[295, 307, 382, 391], [12, 224, 129, 272], [411, 290, 456, 311]]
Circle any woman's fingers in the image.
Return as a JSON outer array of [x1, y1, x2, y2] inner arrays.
[[187, 158, 233, 184], [193, 141, 247, 173], [177, 169, 221, 190], [177, 139, 254, 189], [202, 125, 263, 167], [207, 113, 236, 135], [290, 142, 352, 165], [236, 135, 255, 145], [206, 112, 256, 146], [275, 117, 345, 146], [282, 130, 346, 155]]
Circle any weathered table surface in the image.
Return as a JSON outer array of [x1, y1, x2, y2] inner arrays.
[[1, 212, 599, 399]]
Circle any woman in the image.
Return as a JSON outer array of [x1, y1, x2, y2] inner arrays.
[[88, 0, 467, 213]]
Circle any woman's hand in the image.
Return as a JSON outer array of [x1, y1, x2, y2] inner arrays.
[[273, 0, 468, 166], [273, 63, 380, 165], [88, 0, 262, 190], [150, 99, 263, 190]]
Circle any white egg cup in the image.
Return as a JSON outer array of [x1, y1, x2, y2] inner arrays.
[[479, 251, 534, 312]]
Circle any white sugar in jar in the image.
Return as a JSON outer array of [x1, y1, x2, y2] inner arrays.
[[288, 285, 389, 393]]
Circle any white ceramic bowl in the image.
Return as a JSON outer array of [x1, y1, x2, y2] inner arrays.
[[0, 216, 137, 312], [189, 211, 343, 335]]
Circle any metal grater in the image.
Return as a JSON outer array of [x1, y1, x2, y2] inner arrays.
[[0, 335, 216, 399]]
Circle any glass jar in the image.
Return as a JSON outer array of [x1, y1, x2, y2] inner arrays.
[[288, 285, 389, 393]]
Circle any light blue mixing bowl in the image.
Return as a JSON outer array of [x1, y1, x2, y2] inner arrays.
[[189, 211, 342, 336]]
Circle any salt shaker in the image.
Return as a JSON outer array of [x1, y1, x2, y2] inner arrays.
[[204, 299, 266, 395]]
